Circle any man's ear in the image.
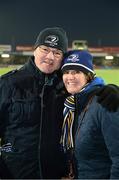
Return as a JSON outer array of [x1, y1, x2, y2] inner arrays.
[[33, 50, 36, 56]]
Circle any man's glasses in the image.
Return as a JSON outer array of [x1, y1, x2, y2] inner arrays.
[[39, 46, 63, 58]]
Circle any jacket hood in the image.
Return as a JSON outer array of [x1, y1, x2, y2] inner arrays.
[[75, 77, 105, 113]]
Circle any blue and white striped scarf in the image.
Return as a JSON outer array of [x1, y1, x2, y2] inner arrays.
[[60, 95, 75, 151], [60, 77, 105, 151]]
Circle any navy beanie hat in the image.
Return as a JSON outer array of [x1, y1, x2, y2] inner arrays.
[[61, 50, 95, 74], [34, 27, 68, 53]]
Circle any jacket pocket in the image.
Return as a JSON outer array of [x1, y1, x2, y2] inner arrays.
[[9, 97, 41, 125]]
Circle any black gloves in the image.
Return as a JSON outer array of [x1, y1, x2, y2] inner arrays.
[[96, 84, 119, 112]]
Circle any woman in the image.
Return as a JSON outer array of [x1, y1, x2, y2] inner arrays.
[[60, 50, 119, 179]]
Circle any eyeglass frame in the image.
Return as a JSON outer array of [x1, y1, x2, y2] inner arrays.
[[38, 45, 63, 58]]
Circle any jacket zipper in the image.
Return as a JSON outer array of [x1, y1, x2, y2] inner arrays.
[[38, 75, 48, 178]]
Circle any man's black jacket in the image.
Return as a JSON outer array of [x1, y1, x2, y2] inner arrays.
[[0, 57, 67, 179]]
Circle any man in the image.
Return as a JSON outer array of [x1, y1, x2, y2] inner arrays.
[[0, 27, 118, 179]]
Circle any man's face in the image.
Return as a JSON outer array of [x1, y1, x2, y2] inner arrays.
[[34, 45, 63, 74]]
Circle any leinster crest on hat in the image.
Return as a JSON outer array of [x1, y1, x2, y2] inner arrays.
[[67, 54, 79, 62], [44, 35, 59, 46]]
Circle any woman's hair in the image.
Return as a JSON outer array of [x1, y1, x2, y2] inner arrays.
[[85, 72, 95, 82]]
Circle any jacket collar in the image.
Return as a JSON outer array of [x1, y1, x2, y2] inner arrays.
[[24, 56, 64, 89]]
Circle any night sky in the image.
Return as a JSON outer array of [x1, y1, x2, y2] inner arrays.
[[0, 0, 119, 47]]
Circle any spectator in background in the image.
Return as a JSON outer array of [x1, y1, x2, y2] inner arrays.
[[0, 27, 119, 179], [60, 49, 119, 179]]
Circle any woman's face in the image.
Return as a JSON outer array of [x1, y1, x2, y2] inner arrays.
[[63, 70, 88, 94]]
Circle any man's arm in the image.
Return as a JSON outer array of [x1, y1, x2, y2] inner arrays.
[[96, 84, 119, 112]]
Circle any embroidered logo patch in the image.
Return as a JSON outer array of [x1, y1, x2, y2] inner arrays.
[[1, 143, 13, 152], [67, 54, 79, 62], [45, 35, 59, 46]]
